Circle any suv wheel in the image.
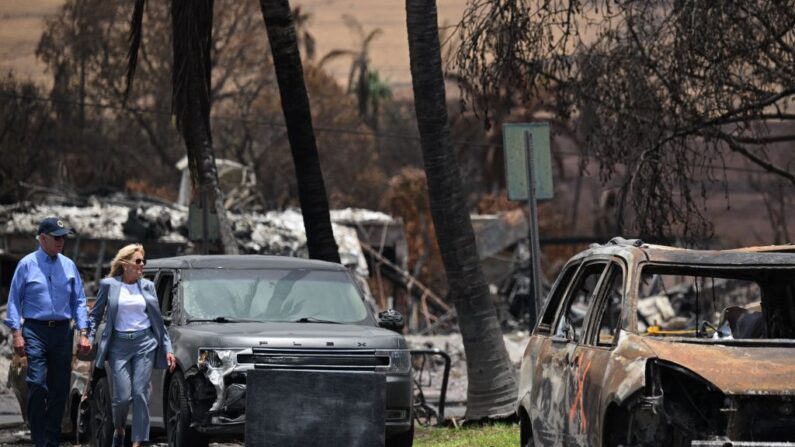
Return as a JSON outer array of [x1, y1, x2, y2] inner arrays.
[[166, 372, 208, 447], [89, 377, 113, 447], [385, 421, 414, 447]]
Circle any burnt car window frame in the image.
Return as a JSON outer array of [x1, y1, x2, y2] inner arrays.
[[534, 260, 582, 335], [550, 259, 610, 343], [631, 262, 795, 339], [583, 259, 628, 348]]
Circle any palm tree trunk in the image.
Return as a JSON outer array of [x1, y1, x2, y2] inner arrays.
[[171, 0, 238, 254], [405, 0, 517, 420], [259, 0, 340, 263]]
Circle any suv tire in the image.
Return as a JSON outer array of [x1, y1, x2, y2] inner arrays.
[[89, 376, 114, 447], [166, 372, 208, 447], [385, 421, 414, 447]]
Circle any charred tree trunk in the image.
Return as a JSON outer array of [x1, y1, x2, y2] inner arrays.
[[171, 0, 238, 254], [259, 0, 340, 263], [405, 0, 517, 419]]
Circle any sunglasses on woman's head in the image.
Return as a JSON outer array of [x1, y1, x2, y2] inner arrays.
[[131, 258, 146, 265]]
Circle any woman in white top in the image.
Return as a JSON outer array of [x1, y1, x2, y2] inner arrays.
[[88, 244, 176, 447]]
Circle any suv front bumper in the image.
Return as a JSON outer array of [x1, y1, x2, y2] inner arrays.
[[190, 365, 413, 436]]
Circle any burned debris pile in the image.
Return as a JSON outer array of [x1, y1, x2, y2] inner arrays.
[[0, 200, 379, 295], [0, 195, 544, 337]]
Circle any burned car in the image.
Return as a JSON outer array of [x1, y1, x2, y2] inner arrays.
[[86, 255, 413, 447], [6, 300, 95, 441], [517, 238, 795, 446]]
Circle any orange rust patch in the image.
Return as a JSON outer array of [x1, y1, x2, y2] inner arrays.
[[568, 353, 593, 432]]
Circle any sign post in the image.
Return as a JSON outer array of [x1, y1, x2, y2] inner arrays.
[[503, 123, 552, 330]]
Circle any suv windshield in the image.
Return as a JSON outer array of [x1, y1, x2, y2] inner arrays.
[[181, 268, 371, 324], [637, 264, 795, 340]]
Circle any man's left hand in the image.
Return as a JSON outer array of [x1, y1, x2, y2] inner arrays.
[[77, 335, 91, 355]]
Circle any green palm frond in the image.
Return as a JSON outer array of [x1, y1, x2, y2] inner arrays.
[[367, 71, 391, 100]]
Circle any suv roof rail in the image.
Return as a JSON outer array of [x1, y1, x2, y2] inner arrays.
[[606, 237, 644, 247]]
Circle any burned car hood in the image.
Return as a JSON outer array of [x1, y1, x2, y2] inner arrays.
[[175, 321, 407, 350], [642, 337, 795, 395]]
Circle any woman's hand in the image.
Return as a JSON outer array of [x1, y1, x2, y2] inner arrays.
[[166, 352, 177, 372]]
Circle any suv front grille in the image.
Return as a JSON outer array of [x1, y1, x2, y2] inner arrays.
[[237, 348, 390, 371]]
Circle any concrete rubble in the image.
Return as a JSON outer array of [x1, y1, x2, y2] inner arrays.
[[0, 201, 396, 279]]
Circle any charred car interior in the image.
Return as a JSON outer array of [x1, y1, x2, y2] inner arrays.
[[517, 239, 795, 447]]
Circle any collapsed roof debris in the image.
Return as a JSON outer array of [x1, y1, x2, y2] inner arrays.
[[0, 197, 540, 335], [0, 200, 407, 321], [1, 200, 182, 242], [0, 201, 390, 276], [234, 208, 371, 277]]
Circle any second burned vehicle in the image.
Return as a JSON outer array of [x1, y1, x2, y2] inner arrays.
[[517, 238, 795, 446], [86, 255, 413, 447]]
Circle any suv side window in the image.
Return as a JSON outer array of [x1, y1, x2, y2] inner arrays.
[[155, 271, 175, 318], [591, 262, 625, 347], [536, 262, 580, 335], [554, 262, 607, 342]]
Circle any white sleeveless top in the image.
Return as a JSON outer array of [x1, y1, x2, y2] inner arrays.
[[114, 282, 151, 332]]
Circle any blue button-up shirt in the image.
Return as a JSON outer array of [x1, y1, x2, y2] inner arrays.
[[4, 247, 88, 330]]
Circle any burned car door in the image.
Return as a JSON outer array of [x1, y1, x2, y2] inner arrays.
[[567, 260, 626, 446], [533, 260, 608, 443], [523, 261, 578, 439], [148, 269, 176, 425]]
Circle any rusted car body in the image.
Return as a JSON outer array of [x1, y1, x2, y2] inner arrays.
[[517, 239, 795, 446]]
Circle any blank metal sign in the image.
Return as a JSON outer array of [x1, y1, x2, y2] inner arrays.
[[245, 369, 386, 447]]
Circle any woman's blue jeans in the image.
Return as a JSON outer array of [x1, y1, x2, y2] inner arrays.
[[108, 328, 157, 443]]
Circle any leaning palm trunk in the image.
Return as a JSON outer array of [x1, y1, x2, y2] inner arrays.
[[259, 0, 340, 263], [170, 0, 238, 254], [405, 0, 517, 420]]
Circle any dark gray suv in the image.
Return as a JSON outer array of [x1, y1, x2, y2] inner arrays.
[[88, 255, 413, 447]]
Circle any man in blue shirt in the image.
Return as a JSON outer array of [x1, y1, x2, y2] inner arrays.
[[4, 217, 91, 447]]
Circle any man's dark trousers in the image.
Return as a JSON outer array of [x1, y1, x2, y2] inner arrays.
[[23, 321, 73, 447]]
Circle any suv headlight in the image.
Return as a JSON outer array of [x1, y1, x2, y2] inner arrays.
[[377, 350, 411, 374], [197, 348, 244, 412], [198, 348, 241, 368]]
